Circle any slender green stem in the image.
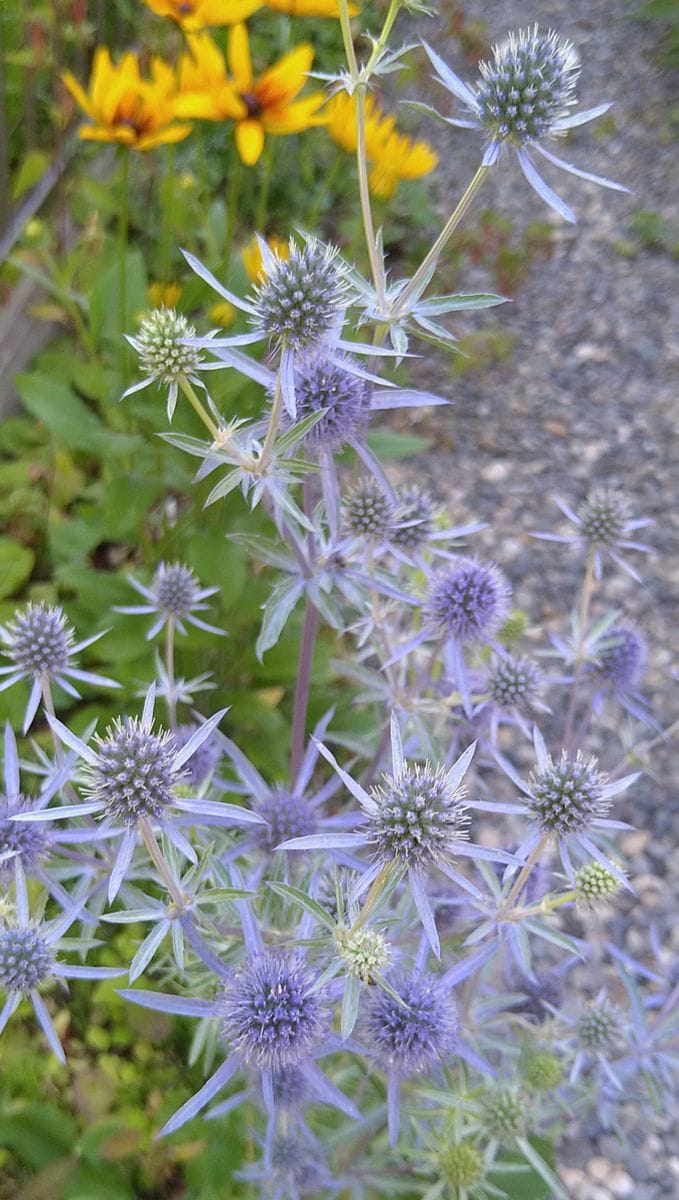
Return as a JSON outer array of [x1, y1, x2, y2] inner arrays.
[[290, 598, 319, 783], [139, 818, 186, 908], [178, 376, 220, 440], [393, 165, 489, 318], [40, 675, 80, 806], [259, 365, 284, 470], [255, 139, 274, 232], [165, 615, 177, 729], [364, 0, 401, 75], [160, 144, 175, 283], [118, 147, 130, 381], [498, 833, 551, 917]]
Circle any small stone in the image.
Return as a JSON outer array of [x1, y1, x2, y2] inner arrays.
[[608, 1168, 634, 1197], [587, 1156, 611, 1183], [620, 830, 650, 856]]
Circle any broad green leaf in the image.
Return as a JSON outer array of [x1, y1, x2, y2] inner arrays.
[[0, 537, 34, 598], [267, 881, 337, 931]]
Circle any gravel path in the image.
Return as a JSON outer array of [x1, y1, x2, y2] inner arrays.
[[393, 2, 678, 1196]]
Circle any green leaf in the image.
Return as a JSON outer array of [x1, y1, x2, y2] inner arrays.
[[341, 973, 361, 1038], [89, 248, 148, 348], [0, 537, 34, 598], [493, 1136, 558, 1200], [515, 1136, 571, 1200], [15, 373, 140, 456], [266, 881, 336, 931], [12, 149, 51, 202]]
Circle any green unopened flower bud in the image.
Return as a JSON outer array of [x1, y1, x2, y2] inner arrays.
[[337, 927, 390, 982], [575, 862, 621, 905], [439, 1141, 484, 1188], [522, 1050, 564, 1091], [133, 308, 201, 385], [481, 1089, 525, 1141]]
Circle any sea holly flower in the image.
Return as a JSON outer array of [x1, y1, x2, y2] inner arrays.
[[217, 713, 354, 875], [120, 909, 358, 1136], [176, 25, 326, 165], [532, 489, 653, 581], [479, 654, 549, 742], [236, 1132, 343, 1200], [13, 687, 264, 901], [180, 237, 403, 418], [422, 28, 628, 223], [363, 970, 460, 1143], [0, 602, 120, 732], [0, 882, 124, 1063], [493, 726, 638, 888], [279, 713, 515, 958], [143, 0, 260, 30], [114, 561, 226, 641], [62, 50, 192, 151], [122, 308, 220, 419], [342, 478, 396, 539], [0, 722, 105, 910]]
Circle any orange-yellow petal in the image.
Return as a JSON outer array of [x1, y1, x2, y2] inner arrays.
[[136, 122, 194, 150], [264, 0, 358, 15], [262, 94, 325, 134], [256, 43, 314, 106], [228, 23, 253, 93], [236, 118, 265, 164], [61, 69, 97, 121]]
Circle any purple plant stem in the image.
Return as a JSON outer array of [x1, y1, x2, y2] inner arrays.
[[290, 597, 320, 784]]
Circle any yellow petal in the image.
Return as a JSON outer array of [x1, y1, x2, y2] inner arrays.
[[235, 118, 265, 164], [257, 44, 314, 106], [228, 23, 253, 93], [263, 94, 325, 134], [61, 70, 97, 122], [199, 0, 261, 24], [136, 122, 194, 150]]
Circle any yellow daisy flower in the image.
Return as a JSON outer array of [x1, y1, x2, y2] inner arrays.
[[177, 25, 325, 165], [209, 301, 237, 327], [176, 33, 245, 121], [242, 234, 289, 281], [263, 0, 358, 17], [149, 281, 183, 306], [368, 129, 439, 200], [325, 91, 437, 198], [143, 0, 260, 30], [62, 49, 192, 151]]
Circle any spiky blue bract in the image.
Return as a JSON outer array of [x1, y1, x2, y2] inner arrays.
[[577, 999, 625, 1049], [216, 952, 328, 1072], [171, 723, 222, 786], [0, 794, 48, 877], [253, 786, 318, 853], [254, 238, 349, 350], [370, 762, 470, 869], [595, 624, 647, 689], [426, 559, 511, 644], [152, 562, 202, 618], [3, 603, 72, 676], [476, 27, 579, 147], [488, 654, 544, 711], [527, 751, 608, 835], [343, 478, 395, 538], [132, 308, 202, 384], [519, 970, 564, 1022], [292, 351, 370, 449], [390, 485, 436, 550], [0, 926, 53, 992], [85, 719, 181, 824], [364, 972, 460, 1075], [269, 1135, 320, 1192]]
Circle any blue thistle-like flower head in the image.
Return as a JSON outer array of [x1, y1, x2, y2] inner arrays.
[[171, 723, 221, 787], [519, 969, 563, 1021], [476, 27, 579, 147], [216, 952, 328, 1072], [577, 998, 625, 1049], [343, 478, 395, 538], [152, 562, 201, 618], [253, 238, 348, 350], [3, 603, 73, 677], [0, 925, 53, 993], [390, 485, 436, 550], [364, 972, 459, 1075], [426, 559, 511, 644], [133, 308, 201, 385], [594, 624, 647, 690], [253, 786, 318, 853], [527, 751, 608, 835], [577, 488, 629, 546], [369, 762, 470, 869], [269, 1135, 325, 1194], [293, 351, 370, 449], [0, 795, 48, 877], [270, 1065, 312, 1109], [488, 654, 544, 711], [85, 718, 181, 824]]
